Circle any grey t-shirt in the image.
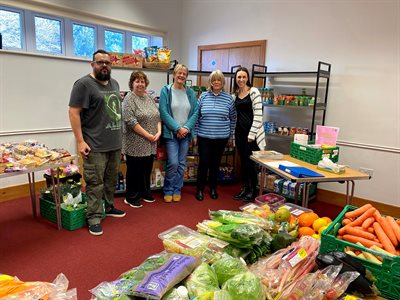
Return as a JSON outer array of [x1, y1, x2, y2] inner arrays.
[[171, 87, 190, 127], [69, 74, 122, 152]]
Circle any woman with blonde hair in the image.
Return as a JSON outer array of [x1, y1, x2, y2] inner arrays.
[[194, 70, 236, 201], [159, 64, 199, 203]]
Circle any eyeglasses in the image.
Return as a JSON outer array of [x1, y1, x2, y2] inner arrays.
[[94, 61, 112, 66]]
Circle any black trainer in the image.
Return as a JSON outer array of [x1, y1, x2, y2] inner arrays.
[[106, 207, 126, 217], [124, 198, 143, 208], [88, 224, 103, 236], [141, 193, 155, 203]]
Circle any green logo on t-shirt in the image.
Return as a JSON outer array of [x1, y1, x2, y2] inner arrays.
[[105, 93, 121, 130]]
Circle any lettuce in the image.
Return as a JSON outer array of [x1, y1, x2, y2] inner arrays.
[[222, 272, 265, 300]]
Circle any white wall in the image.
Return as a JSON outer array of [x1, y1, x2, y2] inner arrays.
[[181, 0, 400, 207], [0, 0, 182, 188]]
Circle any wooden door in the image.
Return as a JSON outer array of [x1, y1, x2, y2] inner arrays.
[[198, 40, 266, 91]]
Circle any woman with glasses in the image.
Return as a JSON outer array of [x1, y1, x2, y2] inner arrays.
[[194, 70, 236, 201], [232, 67, 265, 202], [122, 71, 161, 208], [159, 64, 199, 203]]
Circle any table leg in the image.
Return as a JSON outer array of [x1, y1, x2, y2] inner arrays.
[[259, 167, 266, 196], [294, 182, 300, 205], [346, 180, 356, 205], [27, 172, 37, 217], [302, 183, 311, 208], [51, 168, 62, 230]]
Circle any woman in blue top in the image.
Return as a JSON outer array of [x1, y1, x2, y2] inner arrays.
[[194, 70, 237, 201], [159, 64, 199, 203]]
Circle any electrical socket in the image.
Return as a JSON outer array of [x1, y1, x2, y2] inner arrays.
[[359, 167, 374, 177]]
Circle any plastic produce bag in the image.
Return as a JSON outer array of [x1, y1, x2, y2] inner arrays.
[[90, 252, 200, 300], [211, 254, 247, 286], [0, 273, 75, 300], [192, 290, 232, 300], [222, 271, 265, 300], [185, 263, 219, 298]]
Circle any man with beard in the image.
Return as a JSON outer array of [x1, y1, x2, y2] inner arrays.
[[69, 49, 126, 236]]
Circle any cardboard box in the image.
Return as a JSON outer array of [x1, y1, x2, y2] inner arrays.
[[122, 53, 143, 68], [109, 52, 123, 67]]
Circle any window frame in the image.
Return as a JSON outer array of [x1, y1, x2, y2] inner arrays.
[[0, 3, 166, 60], [66, 19, 98, 58], [129, 32, 150, 52], [0, 5, 26, 51], [30, 11, 65, 55], [101, 26, 126, 54]]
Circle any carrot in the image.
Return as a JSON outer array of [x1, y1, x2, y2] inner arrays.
[[373, 222, 397, 255], [345, 204, 372, 219], [373, 210, 382, 220], [361, 217, 375, 230], [377, 217, 398, 247], [367, 227, 374, 234], [342, 218, 352, 226], [386, 216, 400, 242], [347, 207, 376, 227], [344, 226, 376, 240], [337, 235, 343, 240], [342, 234, 383, 248], [338, 226, 347, 236], [396, 219, 400, 226]]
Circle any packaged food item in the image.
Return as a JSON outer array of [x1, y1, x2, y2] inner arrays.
[[144, 46, 159, 62], [158, 47, 171, 63], [158, 225, 228, 263]]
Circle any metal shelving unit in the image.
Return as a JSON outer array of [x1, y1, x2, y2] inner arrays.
[[251, 61, 331, 153]]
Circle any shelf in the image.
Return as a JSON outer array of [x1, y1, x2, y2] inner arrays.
[[253, 70, 330, 79], [263, 103, 326, 110], [265, 133, 294, 140], [168, 69, 236, 78]]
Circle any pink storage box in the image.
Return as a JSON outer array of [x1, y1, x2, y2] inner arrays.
[[255, 193, 286, 210]]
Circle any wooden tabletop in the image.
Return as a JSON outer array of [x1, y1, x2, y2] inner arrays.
[[251, 155, 371, 183]]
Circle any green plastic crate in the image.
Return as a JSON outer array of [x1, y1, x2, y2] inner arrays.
[[290, 142, 339, 165], [39, 193, 106, 230], [320, 205, 400, 299], [40, 197, 87, 230]]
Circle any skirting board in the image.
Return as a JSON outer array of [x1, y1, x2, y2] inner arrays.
[[316, 189, 400, 218], [0, 180, 47, 203]]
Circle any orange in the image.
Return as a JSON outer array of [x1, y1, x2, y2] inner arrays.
[[298, 226, 315, 237], [298, 212, 319, 227]]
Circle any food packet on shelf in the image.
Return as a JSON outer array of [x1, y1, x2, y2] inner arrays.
[[144, 46, 159, 62], [158, 47, 171, 63]]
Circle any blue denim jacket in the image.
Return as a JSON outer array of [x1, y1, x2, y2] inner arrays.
[[159, 84, 199, 139]]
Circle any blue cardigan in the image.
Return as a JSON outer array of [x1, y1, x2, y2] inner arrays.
[[159, 84, 199, 139]]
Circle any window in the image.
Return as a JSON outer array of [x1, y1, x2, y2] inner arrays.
[[34, 15, 62, 54], [131, 35, 149, 51], [72, 23, 95, 58], [0, 8, 23, 49], [105, 29, 124, 53], [151, 36, 163, 48], [0, 4, 165, 58]]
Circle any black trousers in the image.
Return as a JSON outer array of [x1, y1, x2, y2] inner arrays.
[[235, 133, 259, 188], [125, 154, 154, 200], [197, 136, 228, 190]]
